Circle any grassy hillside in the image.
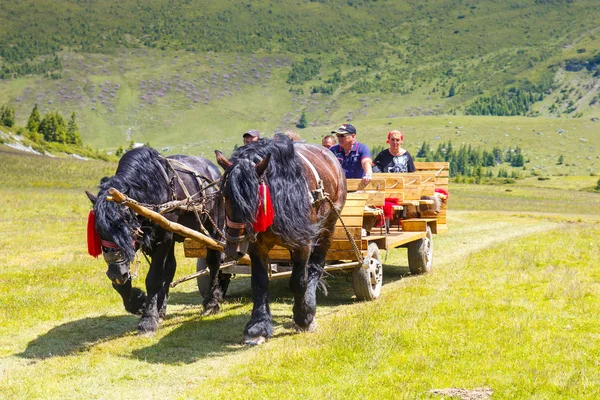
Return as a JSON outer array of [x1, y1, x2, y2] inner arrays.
[[0, 0, 599, 174], [2, 139, 600, 399]]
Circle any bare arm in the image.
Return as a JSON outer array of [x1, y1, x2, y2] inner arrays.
[[361, 157, 373, 184]]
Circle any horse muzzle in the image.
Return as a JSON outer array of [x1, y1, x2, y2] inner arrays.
[[224, 240, 249, 261], [106, 262, 131, 285]]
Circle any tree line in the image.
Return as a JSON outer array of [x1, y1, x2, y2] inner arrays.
[[1, 103, 83, 147], [26, 104, 82, 146], [414, 141, 525, 180]]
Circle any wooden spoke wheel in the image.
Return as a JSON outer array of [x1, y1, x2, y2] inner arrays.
[[352, 242, 383, 301], [407, 225, 433, 275]]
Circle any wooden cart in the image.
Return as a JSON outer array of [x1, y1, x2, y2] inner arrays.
[[180, 161, 449, 301]]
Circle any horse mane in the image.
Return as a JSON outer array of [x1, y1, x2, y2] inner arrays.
[[222, 134, 316, 249], [94, 146, 169, 261]]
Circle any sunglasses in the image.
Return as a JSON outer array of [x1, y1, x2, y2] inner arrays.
[[336, 133, 350, 138], [389, 138, 402, 142]]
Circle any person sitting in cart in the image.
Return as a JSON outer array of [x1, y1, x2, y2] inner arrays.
[[329, 123, 373, 185], [242, 129, 260, 145], [371, 130, 416, 233], [321, 134, 336, 149], [373, 130, 416, 173]]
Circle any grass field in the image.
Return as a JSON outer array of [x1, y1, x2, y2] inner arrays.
[[1, 150, 599, 399]]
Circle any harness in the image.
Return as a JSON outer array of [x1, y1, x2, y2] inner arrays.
[[296, 151, 325, 204], [96, 155, 225, 277], [223, 151, 325, 244]]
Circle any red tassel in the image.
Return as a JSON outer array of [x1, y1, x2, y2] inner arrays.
[[252, 183, 275, 232], [87, 210, 102, 258]]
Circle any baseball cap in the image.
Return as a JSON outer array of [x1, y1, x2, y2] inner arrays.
[[243, 129, 260, 138], [331, 123, 357, 135]]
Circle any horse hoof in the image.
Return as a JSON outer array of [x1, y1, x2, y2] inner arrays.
[[137, 329, 156, 337], [244, 336, 267, 346], [294, 319, 317, 333], [202, 306, 220, 317]]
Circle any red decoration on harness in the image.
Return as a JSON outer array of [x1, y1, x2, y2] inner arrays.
[[252, 183, 274, 232], [87, 210, 102, 258]]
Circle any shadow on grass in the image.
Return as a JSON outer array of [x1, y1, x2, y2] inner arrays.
[[121, 263, 416, 365], [18, 315, 139, 360]]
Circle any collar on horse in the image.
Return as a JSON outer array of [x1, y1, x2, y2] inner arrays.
[[296, 151, 325, 203]]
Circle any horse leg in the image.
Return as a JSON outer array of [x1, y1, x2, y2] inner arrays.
[[156, 243, 176, 320], [290, 247, 321, 332], [202, 248, 224, 316], [112, 280, 146, 315], [138, 235, 173, 335], [244, 247, 273, 345]]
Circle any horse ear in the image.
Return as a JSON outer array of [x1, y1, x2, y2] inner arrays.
[[85, 190, 98, 205], [215, 150, 232, 170], [255, 153, 271, 177]]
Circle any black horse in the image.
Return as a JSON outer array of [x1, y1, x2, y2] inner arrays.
[[215, 134, 346, 344], [86, 146, 225, 334]]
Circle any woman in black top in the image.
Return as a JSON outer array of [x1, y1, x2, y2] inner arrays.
[[373, 130, 416, 173]]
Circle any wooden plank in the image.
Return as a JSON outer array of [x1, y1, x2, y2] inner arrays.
[[339, 205, 366, 216], [184, 238, 207, 258], [386, 231, 427, 248], [403, 218, 438, 233], [384, 190, 405, 202], [402, 175, 421, 185], [402, 187, 423, 200], [346, 178, 386, 191], [414, 162, 449, 170], [421, 182, 435, 196], [366, 191, 385, 206], [346, 192, 370, 201], [344, 199, 371, 207], [335, 215, 364, 227], [184, 247, 207, 258], [333, 227, 362, 240], [372, 173, 405, 189], [325, 250, 364, 261], [329, 240, 363, 251], [268, 248, 292, 260]]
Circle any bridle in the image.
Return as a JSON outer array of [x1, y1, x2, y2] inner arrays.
[[224, 215, 255, 243], [220, 168, 264, 245]]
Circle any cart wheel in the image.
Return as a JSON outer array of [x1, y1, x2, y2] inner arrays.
[[407, 225, 433, 275], [196, 258, 231, 299], [352, 242, 383, 301]]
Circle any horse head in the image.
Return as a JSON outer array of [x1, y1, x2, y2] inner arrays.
[[86, 188, 146, 286], [215, 150, 271, 260]]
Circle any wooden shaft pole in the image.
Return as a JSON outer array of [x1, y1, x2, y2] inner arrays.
[[107, 188, 251, 264]]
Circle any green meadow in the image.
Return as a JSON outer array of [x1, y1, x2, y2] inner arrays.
[[1, 147, 599, 399]]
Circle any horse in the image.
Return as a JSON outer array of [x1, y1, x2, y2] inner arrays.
[[86, 146, 226, 334], [215, 134, 346, 344]]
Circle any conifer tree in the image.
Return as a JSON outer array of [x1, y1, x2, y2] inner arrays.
[[296, 112, 308, 129], [416, 142, 429, 158], [66, 112, 82, 145], [27, 104, 41, 133], [1, 104, 16, 127], [39, 111, 68, 143]]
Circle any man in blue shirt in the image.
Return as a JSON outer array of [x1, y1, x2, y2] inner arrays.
[[329, 123, 373, 185]]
